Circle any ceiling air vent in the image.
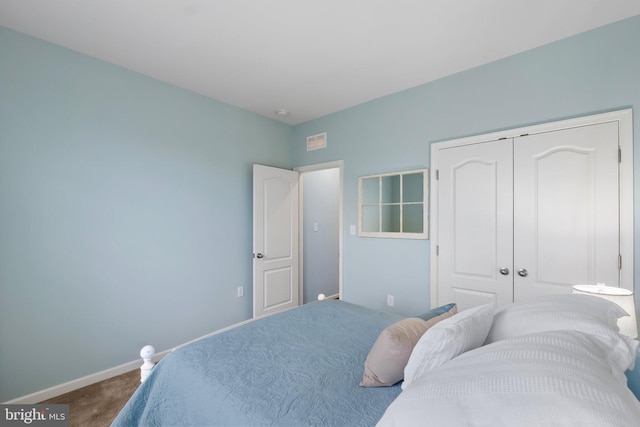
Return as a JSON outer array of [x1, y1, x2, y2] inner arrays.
[[306, 132, 327, 151]]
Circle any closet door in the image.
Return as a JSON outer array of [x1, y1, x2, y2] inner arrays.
[[513, 122, 620, 300], [432, 110, 631, 310], [435, 139, 513, 311]]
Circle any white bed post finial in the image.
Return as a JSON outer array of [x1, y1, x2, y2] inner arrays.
[[140, 345, 155, 383], [318, 293, 326, 301]]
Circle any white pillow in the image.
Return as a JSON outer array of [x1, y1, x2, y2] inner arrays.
[[485, 294, 628, 344], [402, 303, 496, 390], [379, 330, 640, 427], [360, 305, 457, 387]]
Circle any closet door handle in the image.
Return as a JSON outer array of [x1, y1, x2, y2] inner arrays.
[[499, 267, 510, 276], [255, 253, 264, 259], [517, 268, 528, 277]]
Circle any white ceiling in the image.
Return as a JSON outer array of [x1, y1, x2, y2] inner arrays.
[[2, 1, 640, 125]]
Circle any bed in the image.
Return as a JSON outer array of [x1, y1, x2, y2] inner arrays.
[[113, 300, 409, 426], [112, 296, 640, 427]]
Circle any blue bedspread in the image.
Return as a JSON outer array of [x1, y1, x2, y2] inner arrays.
[[112, 300, 405, 426]]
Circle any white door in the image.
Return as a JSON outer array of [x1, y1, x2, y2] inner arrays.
[[434, 120, 622, 310], [435, 139, 514, 311], [513, 122, 620, 299], [253, 164, 299, 318]]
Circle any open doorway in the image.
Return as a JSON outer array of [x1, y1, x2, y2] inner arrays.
[[297, 161, 343, 304]]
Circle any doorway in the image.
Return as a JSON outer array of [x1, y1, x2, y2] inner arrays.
[[297, 161, 343, 304], [253, 161, 343, 317]]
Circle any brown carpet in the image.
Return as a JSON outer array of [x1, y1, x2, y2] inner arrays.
[[39, 369, 140, 427]]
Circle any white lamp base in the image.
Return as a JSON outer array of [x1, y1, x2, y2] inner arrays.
[[572, 283, 637, 339]]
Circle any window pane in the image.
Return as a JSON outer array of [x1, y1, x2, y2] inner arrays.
[[381, 175, 401, 203], [403, 173, 423, 203], [403, 204, 423, 233], [381, 205, 401, 232]]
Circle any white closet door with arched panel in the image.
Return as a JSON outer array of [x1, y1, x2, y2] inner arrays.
[[435, 139, 513, 311], [513, 122, 620, 300], [431, 110, 632, 311]]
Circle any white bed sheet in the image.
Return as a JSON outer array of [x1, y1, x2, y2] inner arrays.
[[378, 330, 640, 427]]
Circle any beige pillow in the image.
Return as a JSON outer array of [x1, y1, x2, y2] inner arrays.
[[360, 305, 457, 387]]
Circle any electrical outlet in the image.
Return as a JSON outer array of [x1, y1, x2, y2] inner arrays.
[[387, 295, 394, 307], [237, 286, 244, 297]]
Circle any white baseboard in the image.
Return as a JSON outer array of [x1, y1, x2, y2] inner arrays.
[[4, 349, 170, 404], [172, 314, 266, 351], [4, 307, 297, 404]]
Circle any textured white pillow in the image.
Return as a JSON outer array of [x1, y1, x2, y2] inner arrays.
[[379, 330, 640, 427], [402, 303, 496, 390], [485, 294, 628, 345], [360, 305, 457, 387]]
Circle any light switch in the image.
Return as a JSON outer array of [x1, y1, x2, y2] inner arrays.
[[349, 225, 356, 235], [313, 222, 318, 232]]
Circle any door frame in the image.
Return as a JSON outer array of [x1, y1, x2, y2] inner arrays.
[[295, 160, 344, 303], [430, 109, 633, 306]]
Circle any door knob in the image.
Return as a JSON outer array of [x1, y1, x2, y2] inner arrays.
[[255, 253, 264, 259], [517, 268, 528, 277], [499, 267, 510, 276]]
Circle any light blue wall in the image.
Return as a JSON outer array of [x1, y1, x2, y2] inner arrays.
[[2, 14, 640, 403], [0, 27, 292, 402], [291, 15, 640, 316]]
